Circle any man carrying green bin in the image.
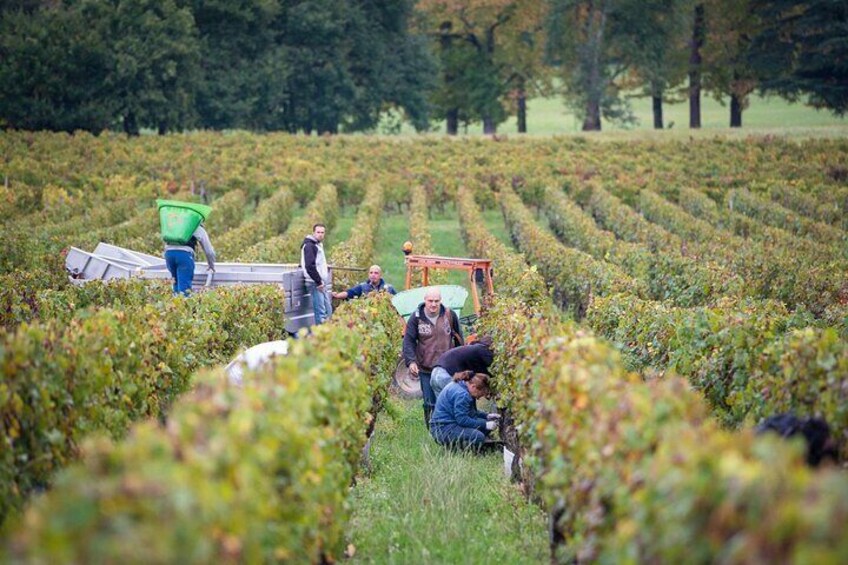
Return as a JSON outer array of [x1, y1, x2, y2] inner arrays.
[[157, 199, 216, 295]]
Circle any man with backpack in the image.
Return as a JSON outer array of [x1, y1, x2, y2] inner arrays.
[[402, 287, 463, 428], [159, 200, 215, 296]]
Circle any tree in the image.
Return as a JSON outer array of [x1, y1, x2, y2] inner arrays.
[[749, 0, 848, 116], [547, 0, 637, 131], [614, 0, 692, 129], [0, 4, 117, 132], [188, 0, 288, 130], [108, 0, 201, 135], [688, 2, 705, 128], [700, 0, 761, 127], [417, 0, 548, 134]]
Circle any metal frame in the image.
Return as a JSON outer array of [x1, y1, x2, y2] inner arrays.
[[65, 242, 327, 334], [403, 254, 494, 315]]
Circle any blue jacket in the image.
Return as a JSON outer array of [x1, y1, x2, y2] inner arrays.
[[430, 381, 487, 431], [345, 278, 396, 299]]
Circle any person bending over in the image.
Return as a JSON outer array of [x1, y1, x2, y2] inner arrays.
[[429, 371, 500, 452], [431, 335, 494, 398]]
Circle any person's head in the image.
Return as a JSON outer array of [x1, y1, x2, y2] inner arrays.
[[756, 413, 837, 467], [475, 335, 493, 350], [423, 288, 442, 316], [454, 370, 490, 399], [368, 265, 382, 285], [312, 223, 326, 242]]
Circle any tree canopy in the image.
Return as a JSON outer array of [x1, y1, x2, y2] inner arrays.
[[0, 0, 844, 134]]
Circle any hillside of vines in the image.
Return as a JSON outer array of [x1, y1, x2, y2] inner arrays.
[[1, 130, 846, 562]]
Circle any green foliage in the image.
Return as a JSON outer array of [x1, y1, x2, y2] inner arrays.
[[329, 184, 384, 291], [541, 184, 746, 305], [750, 0, 848, 115], [483, 293, 848, 563], [1, 293, 398, 562], [0, 284, 286, 523], [586, 292, 848, 445], [500, 184, 648, 318], [238, 183, 338, 263], [215, 186, 293, 260]]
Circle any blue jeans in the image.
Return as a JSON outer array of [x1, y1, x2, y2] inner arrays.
[[165, 250, 194, 295], [430, 423, 487, 450], [431, 367, 452, 399], [420, 370, 436, 412], [308, 282, 331, 324]]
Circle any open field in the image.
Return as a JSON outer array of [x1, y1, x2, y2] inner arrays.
[[382, 92, 848, 137]]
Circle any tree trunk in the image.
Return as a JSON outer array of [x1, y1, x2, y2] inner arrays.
[[447, 109, 459, 135], [440, 21, 459, 136], [652, 94, 664, 129], [517, 90, 527, 133], [689, 4, 705, 129], [730, 94, 743, 127], [483, 117, 496, 134], [581, 3, 606, 132], [123, 112, 139, 136], [583, 98, 601, 131]]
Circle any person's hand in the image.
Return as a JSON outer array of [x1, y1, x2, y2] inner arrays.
[[487, 413, 501, 421], [332, 292, 343, 299], [318, 284, 325, 291], [485, 420, 497, 431], [409, 362, 419, 377]]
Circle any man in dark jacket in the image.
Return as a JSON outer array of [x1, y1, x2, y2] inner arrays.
[[332, 265, 396, 300], [300, 223, 331, 324], [402, 287, 463, 428], [430, 335, 494, 397]]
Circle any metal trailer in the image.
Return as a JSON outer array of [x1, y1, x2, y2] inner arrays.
[[65, 242, 328, 334]]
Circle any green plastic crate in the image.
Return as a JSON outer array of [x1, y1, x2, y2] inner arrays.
[[156, 199, 212, 244]]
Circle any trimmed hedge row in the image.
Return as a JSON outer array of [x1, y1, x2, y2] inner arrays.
[[456, 185, 549, 309], [542, 185, 746, 307], [328, 183, 384, 291], [728, 187, 847, 249], [238, 183, 338, 263], [1, 293, 398, 563], [481, 295, 848, 563], [500, 184, 647, 319], [587, 292, 848, 454], [767, 183, 846, 230], [202, 188, 248, 238], [0, 199, 139, 275], [215, 186, 294, 260], [0, 284, 287, 523], [636, 188, 848, 317]]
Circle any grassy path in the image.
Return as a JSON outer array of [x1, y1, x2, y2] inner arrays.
[[346, 399, 548, 564], [344, 205, 548, 564]]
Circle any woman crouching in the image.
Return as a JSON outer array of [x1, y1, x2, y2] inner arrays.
[[429, 371, 500, 452]]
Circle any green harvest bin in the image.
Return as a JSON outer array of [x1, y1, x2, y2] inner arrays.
[[391, 285, 469, 322], [156, 199, 213, 244]]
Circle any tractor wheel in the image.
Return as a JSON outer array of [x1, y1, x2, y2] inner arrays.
[[391, 358, 422, 399]]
